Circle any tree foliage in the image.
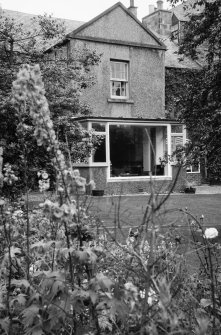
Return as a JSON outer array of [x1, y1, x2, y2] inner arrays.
[[0, 10, 100, 189], [168, 0, 221, 181]]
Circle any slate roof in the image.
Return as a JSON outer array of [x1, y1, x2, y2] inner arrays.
[[162, 37, 201, 69], [146, 26, 202, 69], [1, 9, 84, 50]]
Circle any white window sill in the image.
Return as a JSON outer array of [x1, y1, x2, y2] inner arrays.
[[108, 98, 134, 104], [186, 171, 200, 174], [90, 163, 108, 167], [107, 176, 172, 182]]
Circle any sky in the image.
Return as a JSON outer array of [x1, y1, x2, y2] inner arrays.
[[1, 0, 172, 22]]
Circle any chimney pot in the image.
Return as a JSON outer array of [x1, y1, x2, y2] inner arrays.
[[157, 0, 163, 10], [149, 4, 155, 14], [130, 0, 135, 6], [128, 0, 137, 17]]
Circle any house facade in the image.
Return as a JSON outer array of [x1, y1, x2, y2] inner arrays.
[[49, 2, 189, 194], [2, 1, 195, 194]]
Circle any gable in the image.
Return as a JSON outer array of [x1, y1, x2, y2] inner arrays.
[[69, 3, 164, 49]]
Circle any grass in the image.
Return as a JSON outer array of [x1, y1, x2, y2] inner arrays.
[[90, 193, 221, 229], [28, 192, 221, 272]]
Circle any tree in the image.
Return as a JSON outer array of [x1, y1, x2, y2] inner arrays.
[[0, 10, 100, 189], [168, 0, 221, 181]]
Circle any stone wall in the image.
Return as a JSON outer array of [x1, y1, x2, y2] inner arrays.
[[78, 165, 189, 195]]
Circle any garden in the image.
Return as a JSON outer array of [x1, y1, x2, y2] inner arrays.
[[0, 65, 221, 335], [1, 0, 221, 333]]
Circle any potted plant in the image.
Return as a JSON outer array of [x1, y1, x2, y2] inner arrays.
[[184, 181, 196, 194], [92, 189, 104, 196]]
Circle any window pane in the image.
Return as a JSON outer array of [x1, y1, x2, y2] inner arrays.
[[192, 163, 200, 172], [109, 125, 166, 177], [111, 62, 127, 80], [93, 137, 106, 162], [171, 125, 183, 133], [171, 135, 183, 152], [112, 81, 127, 96], [92, 123, 105, 132]]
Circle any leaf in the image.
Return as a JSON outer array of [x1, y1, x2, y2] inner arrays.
[[10, 293, 27, 307], [74, 250, 89, 263], [10, 246, 22, 257], [11, 279, 30, 288], [96, 273, 113, 291], [98, 315, 112, 332], [22, 305, 39, 328], [200, 298, 212, 308], [88, 290, 98, 304], [26, 324, 44, 335], [0, 317, 10, 334]]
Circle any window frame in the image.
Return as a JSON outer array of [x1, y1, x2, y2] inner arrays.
[[107, 122, 172, 181], [89, 122, 108, 166], [110, 60, 129, 100], [170, 125, 185, 164], [186, 163, 200, 173]]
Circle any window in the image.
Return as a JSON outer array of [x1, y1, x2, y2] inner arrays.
[[186, 163, 200, 173], [170, 125, 184, 162], [91, 123, 106, 163], [109, 125, 168, 177], [110, 61, 128, 98]]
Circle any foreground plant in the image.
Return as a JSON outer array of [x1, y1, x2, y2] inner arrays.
[[1, 64, 221, 335]]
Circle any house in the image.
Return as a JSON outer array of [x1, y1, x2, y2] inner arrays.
[[142, 0, 203, 187], [44, 1, 192, 194], [1, 1, 198, 194]]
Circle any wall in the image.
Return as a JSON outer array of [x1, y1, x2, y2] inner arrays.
[[142, 10, 172, 36], [78, 165, 187, 195], [70, 39, 165, 119]]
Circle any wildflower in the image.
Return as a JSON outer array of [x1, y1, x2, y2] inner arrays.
[[204, 227, 218, 239], [41, 171, 49, 179]]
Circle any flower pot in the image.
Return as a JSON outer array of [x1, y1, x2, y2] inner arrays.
[[184, 187, 196, 194], [92, 190, 104, 196]]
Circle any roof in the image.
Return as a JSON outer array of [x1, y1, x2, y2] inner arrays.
[[1, 3, 165, 52], [162, 37, 202, 69], [1, 9, 84, 50], [72, 116, 182, 124], [171, 0, 203, 22], [1, 4, 201, 69], [67, 2, 166, 50], [146, 26, 202, 69]]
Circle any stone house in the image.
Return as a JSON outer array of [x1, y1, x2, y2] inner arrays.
[[2, 1, 201, 194], [45, 1, 192, 194]]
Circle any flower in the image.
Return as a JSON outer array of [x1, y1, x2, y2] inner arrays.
[[204, 228, 218, 239]]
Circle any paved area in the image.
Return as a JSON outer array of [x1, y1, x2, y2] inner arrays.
[[196, 185, 221, 194]]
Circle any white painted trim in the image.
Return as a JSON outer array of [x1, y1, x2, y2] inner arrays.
[[107, 177, 172, 182], [167, 124, 172, 178]]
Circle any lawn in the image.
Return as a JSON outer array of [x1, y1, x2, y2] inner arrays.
[[89, 193, 221, 273], [89, 193, 221, 230]]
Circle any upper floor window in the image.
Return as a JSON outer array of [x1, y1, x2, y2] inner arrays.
[[110, 61, 128, 99]]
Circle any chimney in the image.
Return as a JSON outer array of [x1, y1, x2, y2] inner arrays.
[[128, 0, 138, 17], [157, 0, 163, 10], [149, 4, 155, 14]]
